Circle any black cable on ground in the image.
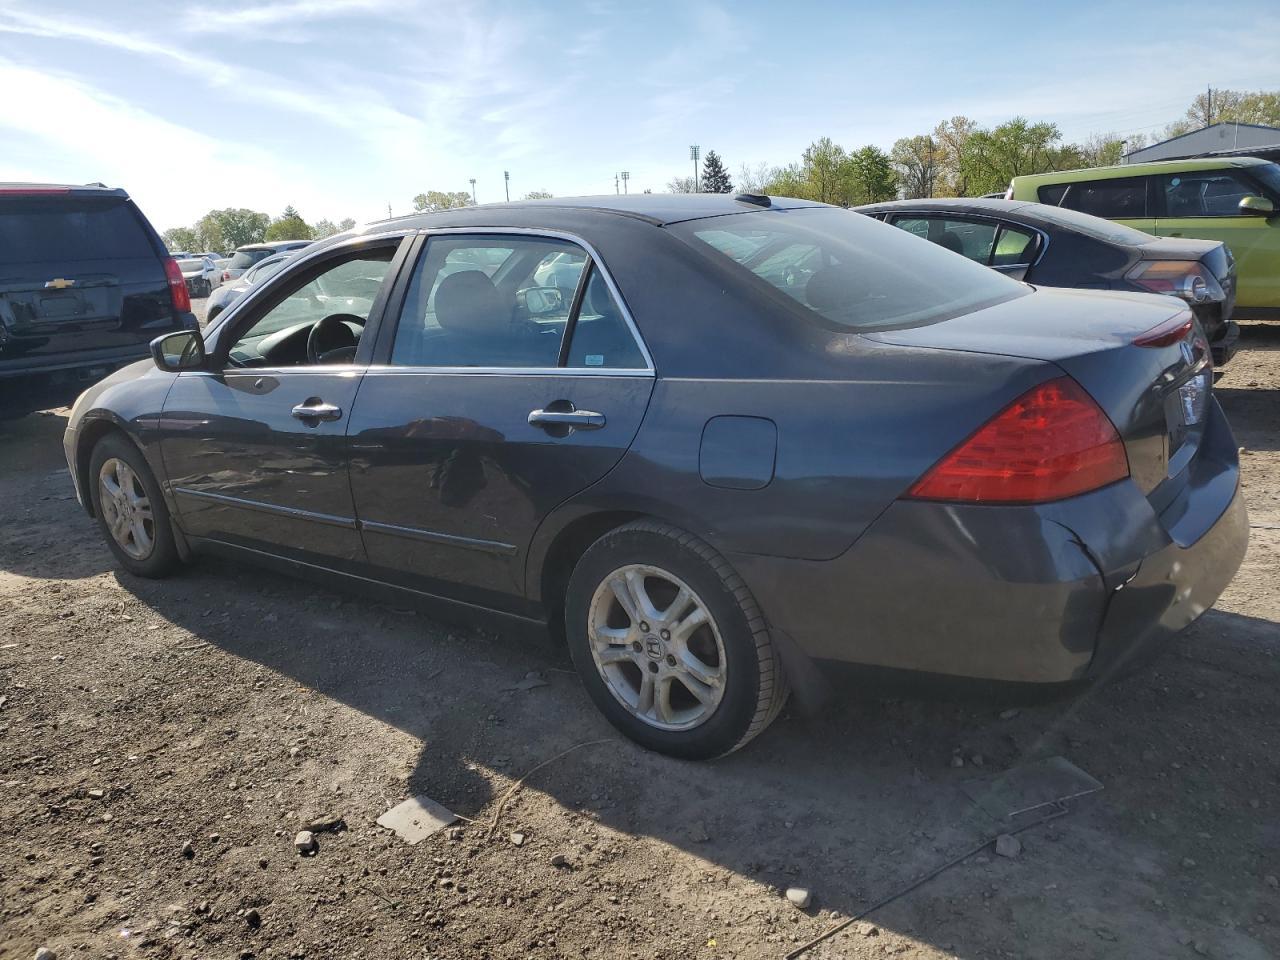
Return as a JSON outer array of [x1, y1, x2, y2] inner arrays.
[[784, 802, 1072, 959]]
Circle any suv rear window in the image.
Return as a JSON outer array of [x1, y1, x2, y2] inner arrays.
[[1041, 177, 1148, 219], [0, 196, 155, 264], [229, 249, 270, 270], [672, 207, 1028, 330]]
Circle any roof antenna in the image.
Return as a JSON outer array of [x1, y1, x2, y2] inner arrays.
[[735, 193, 771, 207]]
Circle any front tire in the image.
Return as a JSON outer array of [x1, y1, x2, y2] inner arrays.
[[565, 520, 788, 759], [89, 433, 181, 578]]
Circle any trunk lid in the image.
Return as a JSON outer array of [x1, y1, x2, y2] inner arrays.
[[864, 286, 1212, 508]]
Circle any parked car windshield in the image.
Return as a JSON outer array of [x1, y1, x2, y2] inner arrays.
[[1019, 202, 1153, 244], [177, 259, 205, 271], [672, 207, 1028, 330], [0, 196, 154, 264]]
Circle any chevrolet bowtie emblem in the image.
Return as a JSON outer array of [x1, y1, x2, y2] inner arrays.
[[44, 278, 76, 290]]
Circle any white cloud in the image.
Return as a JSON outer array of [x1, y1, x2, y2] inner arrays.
[[182, 0, 400, 33]]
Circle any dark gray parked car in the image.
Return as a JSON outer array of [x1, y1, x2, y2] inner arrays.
[[855, 197, 1240, 366], [63, 195, 1248, 758]]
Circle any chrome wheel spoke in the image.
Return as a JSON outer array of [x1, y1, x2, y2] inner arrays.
[[98, 458, 155, 561], [675, 672, 718, 707], [677, 650, 721, 689], [653, 676, 675, 724], [635, 671, 656, 716], [671, 605, 709, 644], [594, 646, 633, 667]]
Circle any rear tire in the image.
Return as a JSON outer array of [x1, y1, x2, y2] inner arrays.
[[88, 433, 181, 579], [565, 520, 788, 759]]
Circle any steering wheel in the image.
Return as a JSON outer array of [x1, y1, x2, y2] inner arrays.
[[306, 313, 362, 364]]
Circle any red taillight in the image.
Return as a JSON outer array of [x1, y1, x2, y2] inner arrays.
[[222, 270, 231, 282], [164, 257, 191, 313], [905, 377, 1129, 504], [1133, 313, 1194, 348], [0, 186, 71, 196]]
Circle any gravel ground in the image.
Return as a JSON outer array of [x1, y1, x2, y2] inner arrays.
[[1, 323, 1278, 960]]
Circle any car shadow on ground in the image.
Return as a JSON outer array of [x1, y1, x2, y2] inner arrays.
[[112, 550, 1280, 958]]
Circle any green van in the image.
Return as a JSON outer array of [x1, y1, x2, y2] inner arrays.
[[1009, 157, 1280, 320]]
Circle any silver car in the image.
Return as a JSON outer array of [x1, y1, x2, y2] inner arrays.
[[205, 251, 294, 322]]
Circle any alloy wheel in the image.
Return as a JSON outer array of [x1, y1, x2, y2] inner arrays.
[[587, 563, 727, 731], [98, 458, 155, 560]]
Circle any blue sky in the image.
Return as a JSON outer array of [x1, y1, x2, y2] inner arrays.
[[1, 0, 1278, 231]]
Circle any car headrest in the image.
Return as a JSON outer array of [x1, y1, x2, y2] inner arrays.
[[936, 231, 964, 255], [434, 270, 507, 334], [804, 267, 859, 314]]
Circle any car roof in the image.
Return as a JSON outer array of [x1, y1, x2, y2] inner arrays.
[[856, 197, 1045, 218], [0, 181, 129, 198], [235, 240, 311, 251], [1011, 156, 1271, 187], [365, 194, 827, 232]]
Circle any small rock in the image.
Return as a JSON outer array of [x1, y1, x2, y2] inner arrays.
[[258, 857, 269, 869], [950, 755, 964, 768], [1192, 941, 1209, 956], [689, 821, 710, 843], [510, 832, 526, 847], [288, 746, 301, 758], [180, 841, 195, 860], [87, 789, 105, 800], [245, 908, 261, 929], [857, 923, 879, 937], [446, 827, 465, 841], [35, 948, 57, 960], [994, 834, 1021, 858], [998, 708, 1020, 720], [550, 853, 571, 869], [970, 754, 985, 767], [294, 831, 317, 855], [1182, 857, 1197, 869], [307, 814, 345, 833], [785, 888, 811, 909]]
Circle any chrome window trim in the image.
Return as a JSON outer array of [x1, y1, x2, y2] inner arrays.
[[402, 225, 657, 373], [362, 364, 651, 378], [172, 486, 357, 529]]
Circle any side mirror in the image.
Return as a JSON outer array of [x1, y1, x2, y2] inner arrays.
[[150, 330, 206, 372], [1238, 195, 1275, 216]]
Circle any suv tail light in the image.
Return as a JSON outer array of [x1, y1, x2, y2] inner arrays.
[[1126, 260, 1223, 305], [222, 270, 231, 282], [905, 377, 1129, 504], [163, 257, 192, 313]]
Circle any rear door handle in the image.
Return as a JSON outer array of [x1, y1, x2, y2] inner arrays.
[[528, 407, 606, 431], [291, 400, 343, 422]]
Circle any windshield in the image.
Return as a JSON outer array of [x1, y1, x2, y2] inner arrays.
[[1019, 202, 1154, 244], [1251, 162, 1280, 200], [177, 258, 205, 271], [671, 207, 1028, 330]]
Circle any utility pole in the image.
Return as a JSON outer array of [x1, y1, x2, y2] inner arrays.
[[387, 202, 392, 218], [504, 170, 510, 202], [620, 171, 630, 194], [469, 178, 477, 204], [690, 145, 700, 192], [1206, 84, 1213, 128], [614, 172, 620, 195]]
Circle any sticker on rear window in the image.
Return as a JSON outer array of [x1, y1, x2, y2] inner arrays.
[[585, 354, 604, 366]]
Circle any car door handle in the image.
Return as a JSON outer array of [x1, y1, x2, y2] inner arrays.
[[528, 407, 606, 430], [291, 400, 343, 422]]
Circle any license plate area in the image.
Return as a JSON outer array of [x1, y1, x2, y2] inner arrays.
[[1165, 368, 1211, 475]]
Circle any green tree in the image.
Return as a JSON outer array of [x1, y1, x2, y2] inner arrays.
[[667, 175, 697, 194], [959, 118, 1069, 196], [846, 145, 897, 204], [800, 137, 848, 203], [264, 205, 312, 242], [1075, 132, 1139, 168], [761, 163, 808, 199], [311, 218, 339, 239], [891, 135, 941, 199], [701, 150, 733, 193], [522, 190, 553, 200], [197, 208, 269, 250], [1166, 88, 1280, 137], [162, 226, 199, 252], [412, 190, 473, 212], [736, 162, 771, 194], [338, 217, 356, 231], [932, 116, 978, 197]]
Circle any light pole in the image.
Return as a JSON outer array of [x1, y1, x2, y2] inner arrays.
[[690, 145, 700, 192], [469, 178, 477, 204], [620, 171, 630, 194], [614, 172, 620, 195], [504, 170, 510, 202]]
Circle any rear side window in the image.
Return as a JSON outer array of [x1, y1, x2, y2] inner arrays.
[[673, 207, 1027, 330], [1161, 170, 1257, 217], [890, 216, 997, 263], [1046, 177, 1148, 219], [0, 197, 155, 264]]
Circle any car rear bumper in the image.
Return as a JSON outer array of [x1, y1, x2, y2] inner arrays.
[[729, 400, 1247, 684], [0, 314, 197, 380]]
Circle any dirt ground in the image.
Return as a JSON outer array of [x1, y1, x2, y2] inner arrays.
[[1, 320, 1278, 960]]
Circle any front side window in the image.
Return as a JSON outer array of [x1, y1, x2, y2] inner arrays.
[[226, 248, 395, 367], [1049, 177, 1148, 219], [390, 234, 645, 370], [890, 216, 997, 263], [672, 207, 1027, 330], [1161, 170, 1260, 217]]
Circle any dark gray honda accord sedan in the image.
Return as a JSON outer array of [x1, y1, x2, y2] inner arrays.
[[64, 194, 1248, 759]]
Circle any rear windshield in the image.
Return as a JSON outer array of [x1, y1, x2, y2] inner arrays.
[[0, 196, 155, 264], [1018, 202, 1154, 245], [670, 207, 1028, 330], [229, 249, 270, 269], [177, 258, 205, 271]]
